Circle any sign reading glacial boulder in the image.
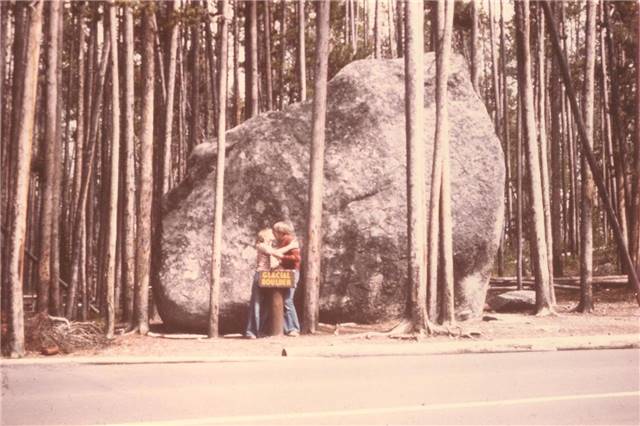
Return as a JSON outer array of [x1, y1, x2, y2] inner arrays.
[[155, 53, 505, 332]]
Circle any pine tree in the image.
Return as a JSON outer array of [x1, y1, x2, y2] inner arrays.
[[404, 0, 427, 331], [302, 0, 331, 334], [7, 0, 44, 358]]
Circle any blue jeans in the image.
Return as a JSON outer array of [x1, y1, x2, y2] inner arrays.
[[284, 271, 301, 334], [245, 273, 262, 337]]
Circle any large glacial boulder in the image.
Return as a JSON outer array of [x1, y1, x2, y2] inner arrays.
[[155, 53, 505, 332]]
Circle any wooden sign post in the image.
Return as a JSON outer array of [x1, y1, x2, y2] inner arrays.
[[259, 271, 294, 336]]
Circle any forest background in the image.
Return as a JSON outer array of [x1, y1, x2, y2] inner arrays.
[[1, 0, 639, 358]]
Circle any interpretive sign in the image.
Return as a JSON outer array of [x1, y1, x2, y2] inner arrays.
[[259, 270, 294, 288]]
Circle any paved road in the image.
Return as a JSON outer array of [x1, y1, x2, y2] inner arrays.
[[2, 349, 639, 425]]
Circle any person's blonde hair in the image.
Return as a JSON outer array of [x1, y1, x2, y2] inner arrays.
[[257, 228, 275, 243], [272, 221, 295, 236]]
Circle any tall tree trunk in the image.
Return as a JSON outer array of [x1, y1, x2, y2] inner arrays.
[[178, 36, 188, 180], [163, 0, 179, 195], [633, 0, 640, 275], [246, 0, 258, 117], [105, 0, 121, 338], [136, 6, 155, 335], [351, 0, 358, 53], [536, 3, 555, 304], [37, 0, 62, 314], [7, 0, 43, 358], [209, 0, 229, 338], [122, 3, 135, 327], [297, 0, 306, 101], [395, 0, 403, 57], [387, 0, 395, 58], [515, 0, 553, 315], [301, 0, 330, 334], [470, 0, 479, 92], [488, 0, 500, 125], [603, 2, 630, 264], [374, 0, 381, 58], [345, 0, 350, 48], [578, 0, 597, 313], [278, 0, 287, 110], [435, 0, 455, 325], [404, 0, 427, 332], [189, 9, 201, 151], [7, 3, 27, 208], [550, 4, 564, 278], [68, 36, 111, 320], [542, 2, 640, 303], [71, 3, 86, 276], [500, 0, 511, 256], [263, 0, 273, 111], [0, 2, 4, 295], [232, 0, 241, 123], [516, 97, 524, 289]]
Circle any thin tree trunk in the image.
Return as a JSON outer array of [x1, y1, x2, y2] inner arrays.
[[37, 0, 62, 315], [387, 0, 395, 58], [364, 0, 369, 50], [345, 0, 350, 47], [550, 3, 564, 278], [537, 3, 555, 304], [163, 0, 179, 195], [578, 0, 597, 313], [7, 3, 27, 207], [603, 2, 630, 264], [297, 0, 306, 101], [136, 6, 155, 335], [352, 0, 358, 50], [500, 0, 511, 254], [263, 0, 273, 111], [302, 0, 331, 334], [542, 2, 640, 303], [178, 36, 188, 179], [515, 0, 553, 315], [633, 0, 640, 276], [395, 0, 403, 57], [189, 10, 201, 150], [278, 0, 287, 110], [104, 0, 121, 338], [435, 0, 455, 325], [0, 2, 4, 296], [470, 0, 479, 92], [204, 16, 218, 136], [488, 0, 500, 125], [121, 4, 135, 326], [7, 0, 43, 358], [209, 0, 229, 338], [71, 3, 86, 274], [246, 0, 258, 117], [68, 37, 111, 320], [404, 0, 427, 332], [600, 19, 617, 249], [374, 0, 381, 58]]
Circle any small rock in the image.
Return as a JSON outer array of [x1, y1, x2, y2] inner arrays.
[[487, 290, 536, 313], [41, 344, 59, 356]]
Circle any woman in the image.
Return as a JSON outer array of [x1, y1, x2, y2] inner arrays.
[[244, 228, 276, 339], [272, 221, 301, 336]]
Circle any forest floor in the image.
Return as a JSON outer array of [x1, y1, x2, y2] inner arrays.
[[11, 284, 639, 360]]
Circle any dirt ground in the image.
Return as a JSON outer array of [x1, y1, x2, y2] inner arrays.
[[15, 284, 638, 359]]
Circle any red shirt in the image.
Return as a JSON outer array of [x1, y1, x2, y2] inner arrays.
[[277, 235, 301, 270]]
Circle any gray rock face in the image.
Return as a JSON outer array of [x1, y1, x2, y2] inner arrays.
[[487, 290, 537, 313], [155, 53, 505, 332]]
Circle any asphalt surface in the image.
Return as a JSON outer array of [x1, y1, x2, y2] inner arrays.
[[2, 349, 639, 425]]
